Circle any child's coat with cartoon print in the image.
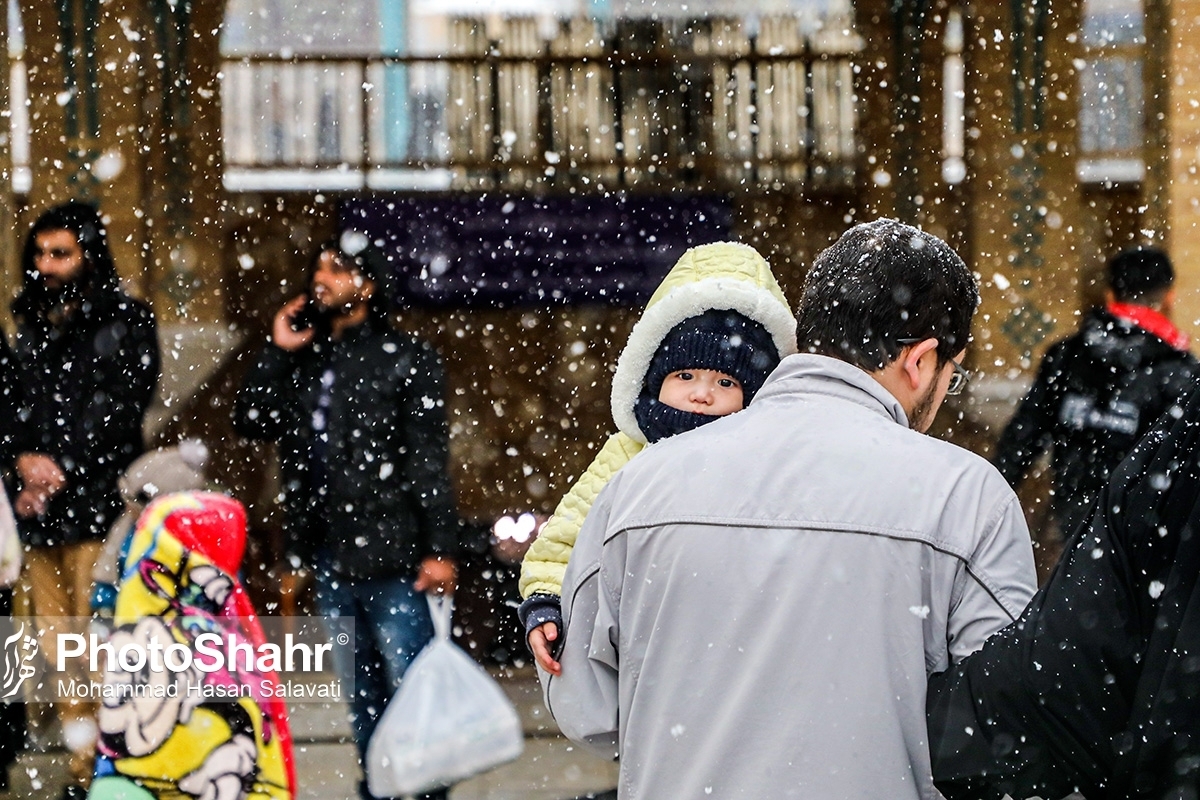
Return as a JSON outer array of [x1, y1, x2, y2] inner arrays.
[[88, 491, 295, 800]]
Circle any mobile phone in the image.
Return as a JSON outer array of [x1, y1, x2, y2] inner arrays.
[[289, 296, 318, 332]]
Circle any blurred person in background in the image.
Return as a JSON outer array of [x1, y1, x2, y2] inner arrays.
[[89, 491, 295, 800], [0, 333, 23, 790], [994, 247, 1200, 572], [930, 376, 1200, 799], [6, 201, 159, 799], [89, 439, 210, 619], [233, 233, 459, 800]]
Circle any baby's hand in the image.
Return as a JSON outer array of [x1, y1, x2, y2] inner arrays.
[[528, 622, 562, 676]]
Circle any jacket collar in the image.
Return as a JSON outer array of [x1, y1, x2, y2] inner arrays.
[[753, 353, 910, 428], [321, 315, 377, 347], [337, 316, 375, 342]]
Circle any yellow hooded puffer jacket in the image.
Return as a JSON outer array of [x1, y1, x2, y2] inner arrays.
[[518, 241, 796, 599]]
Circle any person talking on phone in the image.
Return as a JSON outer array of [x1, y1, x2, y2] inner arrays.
[[233, 233, 460, 800]]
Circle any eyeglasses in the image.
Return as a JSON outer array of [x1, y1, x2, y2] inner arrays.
[[946, 359, 970, 396], [897, 337, 970, 396]]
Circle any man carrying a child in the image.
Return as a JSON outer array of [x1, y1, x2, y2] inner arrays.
[[543, 220, 1038, 799]]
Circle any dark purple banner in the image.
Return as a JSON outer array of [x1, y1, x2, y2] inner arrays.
[[339, 194, 732, 308]]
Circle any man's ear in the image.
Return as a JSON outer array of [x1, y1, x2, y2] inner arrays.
[[901, 338, 939, 390]]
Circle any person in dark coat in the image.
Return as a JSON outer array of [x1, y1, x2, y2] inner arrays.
[[232, 233, 459, 800], [993, 247, 1200, 562], [928, 380, 1200, 799], [7, 201, 159, 797], [0, 334, 23, 790], [0, 334, 19, 469]]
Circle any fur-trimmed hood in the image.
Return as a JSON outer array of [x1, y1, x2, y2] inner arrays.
[[610, 242, 796, 443]]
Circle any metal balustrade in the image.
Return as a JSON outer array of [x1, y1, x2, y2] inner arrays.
[[220, 16, 862, 192]]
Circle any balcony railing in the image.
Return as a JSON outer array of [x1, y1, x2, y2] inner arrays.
[[220, 16, 861, 192]]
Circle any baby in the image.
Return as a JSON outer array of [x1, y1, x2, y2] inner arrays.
[[518, 242, 797, 674]]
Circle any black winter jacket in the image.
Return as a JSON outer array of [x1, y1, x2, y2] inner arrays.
[[233, 320, 459, 580], [0, 335, 21, 469], [993, 307, 1200, 536], [10, 292, 159, 547], [928, 381, 1200, 800]]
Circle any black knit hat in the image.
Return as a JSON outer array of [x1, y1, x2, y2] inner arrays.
[[644, 309, 781, 404], [1109, 247, 1174, 302]]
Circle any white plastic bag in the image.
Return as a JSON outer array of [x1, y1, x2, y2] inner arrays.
[[366, 595, 525, 796]]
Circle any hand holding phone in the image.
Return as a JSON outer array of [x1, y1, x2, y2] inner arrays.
[[272, 294, 318, 352], [289, 295, 317, 332]]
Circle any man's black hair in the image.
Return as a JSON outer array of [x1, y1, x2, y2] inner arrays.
[[14, 201, 120, 321], [795, 219, 979, 370], [1108, 247, 1174, 304]]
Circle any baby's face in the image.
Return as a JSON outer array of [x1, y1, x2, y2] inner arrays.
[[657, 369, 745, 416]]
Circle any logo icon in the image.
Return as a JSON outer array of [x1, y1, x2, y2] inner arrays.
[[1, 622, 39, 699]]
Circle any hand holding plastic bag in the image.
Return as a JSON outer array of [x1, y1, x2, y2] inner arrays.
[[366, 595, 524, 797]]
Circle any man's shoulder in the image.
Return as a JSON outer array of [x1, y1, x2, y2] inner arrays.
[[614, 398, 1013, 513], [1036, 326, 1084, 365], [1035, 311, 1116, 357], [100, 290, 156, 326], [359, 324, 428, 352], [790, 387, 1001, 479], [827, 406, 1017, 518], [1070, 308, 1190, 365], [872, 430, 1021, 556], [344, 326, 441, 377], [810, 403, 1001, 496], [1144, 346, 1200, 377], [912, 426, 1008, 484], [1147, 348, 1200, 399], [1026, 313, 1127, 379]]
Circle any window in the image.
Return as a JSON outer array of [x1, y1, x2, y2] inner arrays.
[[1077, 0, 1144, 184], [7, 0, 29, 194], [220, 0, 856, 192]]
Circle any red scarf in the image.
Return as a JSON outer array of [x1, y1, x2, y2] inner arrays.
[[1107, 301, 1190, 351]]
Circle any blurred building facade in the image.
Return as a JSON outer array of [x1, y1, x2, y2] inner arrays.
[[0, 0, 1190, 556]]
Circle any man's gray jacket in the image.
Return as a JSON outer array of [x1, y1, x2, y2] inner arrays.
[[543, 354, 1037, 799]]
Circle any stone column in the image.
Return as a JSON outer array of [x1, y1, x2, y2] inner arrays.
[[1142, 0, 1170, 246], [0, 5, 17, 329], [852, 0, 959, 235], [1167, 0, 1200, 339], [853, 0, 902, 221], [18, 0, 226, 322], [963, 0, 1084, 382], [138, 0, 227, 323], [21, 0, 150, 294]]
